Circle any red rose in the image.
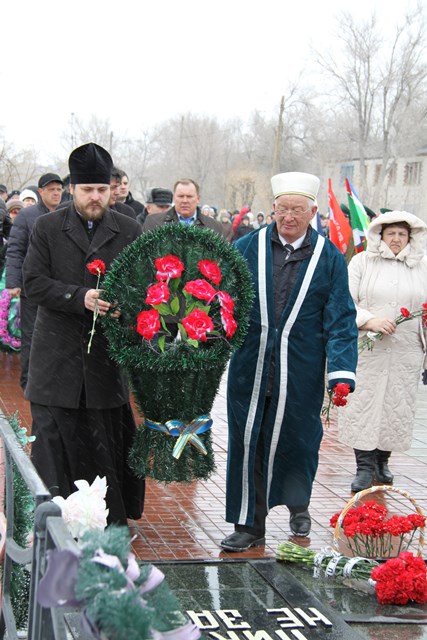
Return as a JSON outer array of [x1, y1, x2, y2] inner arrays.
[[217, 290, 235, 313], [87, 259, 106, 275], [136, 309, 160, 340], [145, 282, 170, 306], [182, 309, 214, 342], [220, 308, 238, 338], [400, 307, 411, 318], [183, 279, 217, 302], [154, 254, 185, 281], [198, 259, 222, 285]]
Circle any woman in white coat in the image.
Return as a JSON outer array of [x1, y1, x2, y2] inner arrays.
[[338, 210, 427, 492]]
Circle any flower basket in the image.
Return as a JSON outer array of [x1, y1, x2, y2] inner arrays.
[[332, 485, 425, 560], [102, 224, 253, 482]]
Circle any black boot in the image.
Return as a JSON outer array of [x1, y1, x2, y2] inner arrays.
[[374, 449, 393, 484], [351, 449, 375, 493]]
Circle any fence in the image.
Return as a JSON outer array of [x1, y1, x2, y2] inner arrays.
[[0, 412, 84, 640]]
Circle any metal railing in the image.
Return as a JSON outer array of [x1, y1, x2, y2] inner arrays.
[[0, 413, 82, 640]]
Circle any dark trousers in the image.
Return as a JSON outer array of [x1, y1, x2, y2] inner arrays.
[[19, 296, 38, 390]]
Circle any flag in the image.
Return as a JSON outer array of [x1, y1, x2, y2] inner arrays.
[[328, 179, 352, 254], [345, 179, 370, 253]]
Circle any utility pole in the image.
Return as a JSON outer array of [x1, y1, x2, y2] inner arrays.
[[272, 96, 285, 175]]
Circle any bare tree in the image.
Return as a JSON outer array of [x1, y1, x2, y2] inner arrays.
[[0, 131, 41, 190], [314, 4, 427, 208]]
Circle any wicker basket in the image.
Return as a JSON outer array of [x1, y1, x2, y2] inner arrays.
[[333, 485, 425, 559]]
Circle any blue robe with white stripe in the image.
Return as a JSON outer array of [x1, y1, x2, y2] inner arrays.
[[226, 223, 358, 526]]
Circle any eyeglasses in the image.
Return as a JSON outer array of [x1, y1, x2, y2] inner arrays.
[[275, 206, 310, 218]]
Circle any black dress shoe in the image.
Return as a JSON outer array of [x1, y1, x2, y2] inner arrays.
[[220, 531, 265, 552], [289, 508, 311, 537]]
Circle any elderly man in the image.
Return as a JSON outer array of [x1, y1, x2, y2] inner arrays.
[[22, 143, 144, 524], [142, 178, 226, 238], [221, 172, 358, 551]]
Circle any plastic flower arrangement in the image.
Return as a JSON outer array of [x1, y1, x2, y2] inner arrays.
[[37, 526, 201, 639], [359, 304, 427, 352], [321, 382, 350, 428], [136, 255, 238, 351], [52, 476, 109, 539], [86, 259, 106, 354], [329, 500, 426, 559], [102, 224, 253, 482], [0, 288, 21, 351]]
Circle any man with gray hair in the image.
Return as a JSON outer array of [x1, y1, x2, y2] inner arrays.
[[221, 172, 358, 551]]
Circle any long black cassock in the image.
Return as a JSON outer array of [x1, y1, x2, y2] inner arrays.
[[22, 203, 144, 524]]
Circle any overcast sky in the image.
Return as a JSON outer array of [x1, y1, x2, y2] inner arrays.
[[2, 0, 422, 162]]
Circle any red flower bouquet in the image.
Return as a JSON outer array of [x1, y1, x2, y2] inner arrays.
[[330, 499, 426, 559], [135, 255, 238, 351], [371, 552, 427, 605], [321, 382, 351, 428], [360, 303, 427, 352]]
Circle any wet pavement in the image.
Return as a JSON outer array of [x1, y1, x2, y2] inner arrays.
[[1, 349, 427, 638]]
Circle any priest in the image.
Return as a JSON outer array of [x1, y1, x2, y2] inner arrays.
[[23, 142, 144, 524]]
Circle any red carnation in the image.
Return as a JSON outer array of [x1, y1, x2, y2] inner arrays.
[[87, 259, 106, 276], [182, 309, 214, 342], [400, 307, 411, 318], [183, 279, 217, 302], [136, 309, 160, 341], [220, 308, 238, 338], [217, 290, 235, 313], [155, 254, 185, 281], [198, 259, 222, 285], [145, 282, 170, 306]]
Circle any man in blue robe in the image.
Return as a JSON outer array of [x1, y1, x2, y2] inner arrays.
[[221, 172, 358, 551]]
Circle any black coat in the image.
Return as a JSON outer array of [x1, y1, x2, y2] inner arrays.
[[22, 204, 142, 409], [6, 200, 51, 289]]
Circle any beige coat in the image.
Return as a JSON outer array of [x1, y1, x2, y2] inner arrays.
[[338, 211, 427, 451]]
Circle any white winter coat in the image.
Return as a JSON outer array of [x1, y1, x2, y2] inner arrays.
[[338, 211, 427, 451]]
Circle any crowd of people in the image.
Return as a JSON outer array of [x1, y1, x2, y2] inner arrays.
[[0, 144, 426, 552]]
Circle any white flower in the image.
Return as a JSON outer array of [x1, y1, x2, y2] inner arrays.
[[52, 476, 109, 539], [367, 331, 378, 341]]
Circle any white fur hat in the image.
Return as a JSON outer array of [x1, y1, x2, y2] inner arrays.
[[19, 189, 38, 203], [271, 172, 320, 201]]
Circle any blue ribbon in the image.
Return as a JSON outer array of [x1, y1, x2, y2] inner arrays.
[[144, 415, 212, 459]]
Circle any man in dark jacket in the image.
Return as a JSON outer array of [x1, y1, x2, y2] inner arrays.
[[142, 178, 227, 239], [6, 173, 63, 389], [22, 142, 144, 524], [116, 169, 145, 217]]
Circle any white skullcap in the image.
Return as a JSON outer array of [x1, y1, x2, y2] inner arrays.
[[271, 172, 320, 201]]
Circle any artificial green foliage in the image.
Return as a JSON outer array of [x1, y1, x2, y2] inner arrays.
[[102, 225, 254, 482], [75, 526, 198, 639], [6, 413, 35, 630]]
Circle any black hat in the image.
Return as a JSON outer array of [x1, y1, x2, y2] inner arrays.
[[0, 184, 7, 194], [7, 190, 21, 200], [146, 187, 173, 206], [38, 173, 63, 188], [69, 142, 113, 185]]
